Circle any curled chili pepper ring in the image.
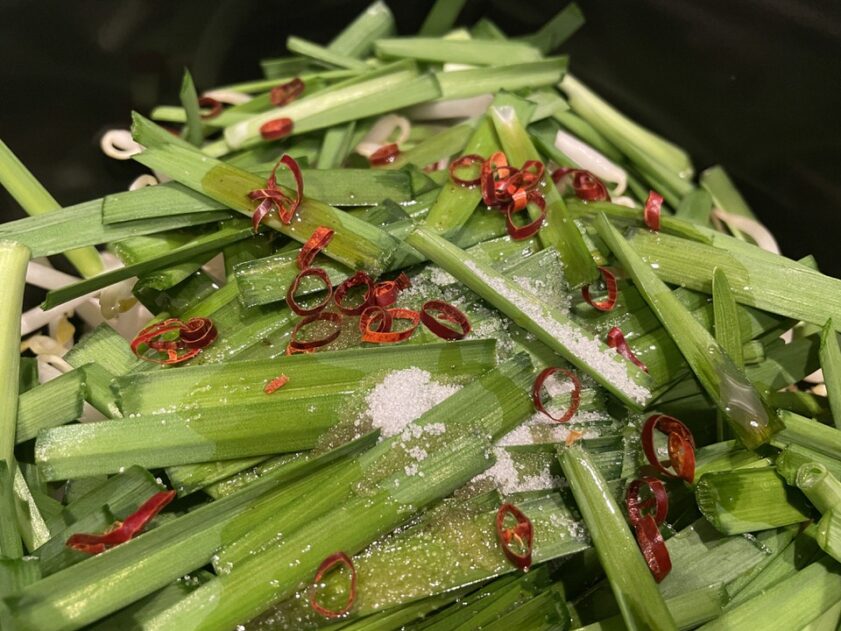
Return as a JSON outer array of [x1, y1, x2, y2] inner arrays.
[[532, 367, 582, 423], [552, 168, 610, 202], [249, 153, 303, 231], [581, 266, 619, 312], [495, 503, 534, 570], [634, 515, 672, 583], [309, 551, 357, 618], [625, 476, 669, 526], [644, 190, 664, 231], [270, 77, 305, 107], [448, 153, 484, 186], [606, 326, 648, 373], [286, 267, 334, 317], [297, 226, 335, 270], [361, 308, 419, 344], [288, 311, 343, 354], [420, 300, 471, 340], [334, 271, 376, 315], [197, 96, 223, 120], [373, 272, 411, 307], [641, 414, 696, 483], [131, 317, 216, 365], [179, 317, 217, 349]]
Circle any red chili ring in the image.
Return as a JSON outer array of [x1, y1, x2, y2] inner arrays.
[[372, 273, 411, 308], [198, 96, 223, 120], [581, 267, 619, 312], [309, 551, 357, 619], [131, 320, 200, 365], [334, 271, 375, 316], [448, 153, 485, 187], [286, 268, 333, 316], [480, 152, 510, 206], [359, 305, 393, 335], [626, 477, 669, 526], [260, 117, 294, 141], [531, 367, 581, 423], [361, 308, 419, 344], [505, 191, 546, 240], [369, 143, 400, 166], [270, 77, 305, 107], [634, 514, 672, 582], [641, 414, 696, 483], [552, 168, 610, 202], [420, 300, 471, 340], [264, 374, 289, 395], [297, 226, 335, 270], [248, 153, 303, 230], [606, 327, 649, 373], [179, 317, 218, 349], [644, 190, 664, 231], [288, 311, 343, 352], [495, 503, 534, 570]]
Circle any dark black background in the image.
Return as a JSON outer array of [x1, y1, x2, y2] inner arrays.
[[2, 0, 840, 282]]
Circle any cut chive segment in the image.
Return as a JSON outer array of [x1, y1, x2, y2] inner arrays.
[[559, 443, 677, 631], [0, 139, 103, 277], [15, 369, 85, 444], [595, 214, 781, 449], [374, 38, 542, 65], [406, 226, 651, 409], [695, 468, 812, 535], [820, 319, 841, 428]]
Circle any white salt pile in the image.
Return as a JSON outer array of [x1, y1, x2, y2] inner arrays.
[[362, 368, 461, 438]]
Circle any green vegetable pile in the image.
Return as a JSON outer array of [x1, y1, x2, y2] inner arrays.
[[1, 2, 840, 629]]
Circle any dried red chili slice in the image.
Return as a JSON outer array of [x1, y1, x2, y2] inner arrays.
[[264, 374, 289, 394], [634, 514, 672, 582], [179, 317, 217, 349], [248, 153, 304, 230], [359, 305, 393, 335], [130, 319, 200, 365], [259, 117, 294, 141], [480, 151, 511, 206], [448, 153, 484, 186], [644, 190, 664, 231], [420, 300, 471, 340], [626, 476, 669, 526], [641, 414, 696, 483], [198, 96, 223, 120], [361, 308, 419, 344], [495, 503, 534, 570], [66, 490, 176, 554], [333, 271, 375, 315], [286, 267, 333, 316], [373, 273, 411, 308], [505, 190, 546, 240], [269, 77, 305, 107], [297, 227, 335, 270], [532, 367, 581, 423], [288, 311, 343, 352], [369, 143, 400, 166], [581, 267, 619, 312], [606, 327, 648, 373], [309, 551, 357, 618], [552, 168, 610, 202]]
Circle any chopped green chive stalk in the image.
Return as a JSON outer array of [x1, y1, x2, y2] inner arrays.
[[700, 165, 756, 220], [820, 319, 841, 428], [374, 38, 542, 65], [179, 69, 204, 147], [327, 1, 395, 58], [0, 140, 103, 277], [596, 214, 781, 448], [0, 461, 22, 559], [776, 410, 841, 460], [712, 267, 742, 441], [796, 463, 841, 515], [776, 444, 841, 486], [520, 2, 585, 54], [435, 58, 568, 101], [559, 443, 677, 631], [419, 0, 467, 36], [286, 36, 370, 70], [406, 226, 651, 409], [695, 468, 812, 535], [698, 558, 841, 631], [15, 369, 85, 444]]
